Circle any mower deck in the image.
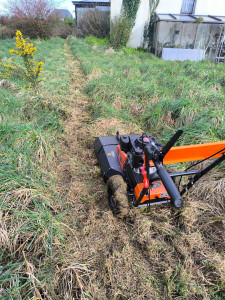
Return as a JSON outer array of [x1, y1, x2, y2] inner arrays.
[[94, 132, 225, 214]]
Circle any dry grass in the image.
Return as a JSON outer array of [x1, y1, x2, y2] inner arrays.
[[58, 39, 225, 299], [2, 37, 224, 299]]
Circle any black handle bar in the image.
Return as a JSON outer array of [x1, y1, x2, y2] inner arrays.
[[144, 144, 183, 208], [160, 129, 183, 158], [153, 160, 183, 208]]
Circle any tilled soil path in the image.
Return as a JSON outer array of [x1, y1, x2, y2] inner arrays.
[[52, 41, 225, 300]]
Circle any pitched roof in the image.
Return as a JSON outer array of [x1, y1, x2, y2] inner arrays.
[[53, 9, 73, 19]]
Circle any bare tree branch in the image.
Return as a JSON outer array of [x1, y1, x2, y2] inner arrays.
[[5, 0, 59, 19]]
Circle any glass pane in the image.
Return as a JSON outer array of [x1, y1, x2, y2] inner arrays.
[[181, 0, 195, 14], [195, 24, 209, 49]]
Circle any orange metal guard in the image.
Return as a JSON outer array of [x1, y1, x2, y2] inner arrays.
[[164, 141, 225, 164]]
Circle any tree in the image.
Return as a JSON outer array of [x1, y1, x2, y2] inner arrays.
[[5, 0, 58, 19], [3, 0, 64, 39]]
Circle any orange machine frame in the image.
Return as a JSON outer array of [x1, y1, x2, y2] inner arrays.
[[117, 141, 225, 204], [164, 141, 225, 164]]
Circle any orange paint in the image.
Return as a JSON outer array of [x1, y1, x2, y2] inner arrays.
[[164, 141, 225, 164], [134, 182, 170, 203], [116, 145, 127, 170]]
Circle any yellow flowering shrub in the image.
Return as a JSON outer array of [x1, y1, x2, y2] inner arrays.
[[0, 30, 44, 87]]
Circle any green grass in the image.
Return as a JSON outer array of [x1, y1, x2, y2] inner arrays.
[[0, 37, 69, 299], [68, 38, 225, 299], [69, 37, 225, 145], [84, 35, 110, 47], [1, 35, 224, 299]]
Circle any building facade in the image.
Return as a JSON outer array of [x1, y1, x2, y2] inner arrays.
[[72, 0, 110, 25], [111, 0, 225, 61]]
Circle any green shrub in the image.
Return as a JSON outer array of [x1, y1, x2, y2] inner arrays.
[[84, 35, 110, 46], [8, 16, 59, 39], [110, 16, 132, 49]]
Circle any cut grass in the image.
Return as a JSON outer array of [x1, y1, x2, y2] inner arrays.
[[68, 37, 225, 299]]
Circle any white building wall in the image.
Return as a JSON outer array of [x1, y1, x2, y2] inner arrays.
[[110, 0, 225, 49], [110, 0, 123, 19], [156, 0, 183, 14], [194, 0, 225, 15], [127, 0, 150, 48]]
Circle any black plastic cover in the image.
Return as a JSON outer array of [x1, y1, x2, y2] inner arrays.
[[120, 135, 130, 152], [94, 136, 124, 182]]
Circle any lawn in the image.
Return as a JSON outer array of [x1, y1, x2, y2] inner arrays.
[[68, 36, 225, 300]]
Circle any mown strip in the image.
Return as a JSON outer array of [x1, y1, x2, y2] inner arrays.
[[69, 37, 225, 145], [68, 37, 225, 300]]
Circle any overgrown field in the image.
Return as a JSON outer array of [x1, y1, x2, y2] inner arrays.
[[0, 36, 225, 300], [0, 38, 74, 299], [70, 37, 225, 145], [68, 37, 225, 299]]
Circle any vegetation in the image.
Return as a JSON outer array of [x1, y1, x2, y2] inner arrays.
[[0, 38, 73, 299], [110, 15, 132, 49], [71, 37, 224, 145], [111, 0, 160, 49], [110, 0, 140, 49], [1, 0, 59, 39], [84, 35, 110, 47], [0, 34, 224, 299], [0, 1, 75, 40], [77, 8, 110, 38], [68, 37, 225, 300], [122, 0, 141, 21], [5, 0, 56, 19], [144, 0, 160, 49], [0, 31, 44, 87]]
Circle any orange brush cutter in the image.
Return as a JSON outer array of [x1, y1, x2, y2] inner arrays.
[[94, 130, 225, 213]]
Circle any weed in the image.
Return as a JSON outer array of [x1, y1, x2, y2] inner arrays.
[[0, 31, 44, 88]]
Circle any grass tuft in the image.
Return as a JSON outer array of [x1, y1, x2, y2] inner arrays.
[[0, 38, 74, 299]]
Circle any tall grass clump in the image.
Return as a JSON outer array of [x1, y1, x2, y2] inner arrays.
[[0, 37, 70, 299]]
